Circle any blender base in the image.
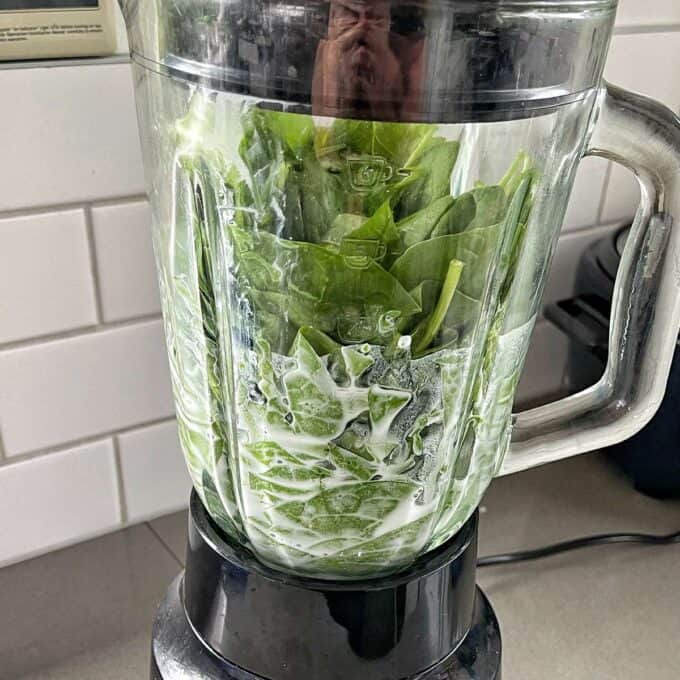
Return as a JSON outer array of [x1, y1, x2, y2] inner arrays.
[[151, 576, 501, 680], [150, 492, 501, 680]]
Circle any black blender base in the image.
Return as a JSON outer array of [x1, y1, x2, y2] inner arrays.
[[151, 492, 501, 680], [151, 575, 501, 680]]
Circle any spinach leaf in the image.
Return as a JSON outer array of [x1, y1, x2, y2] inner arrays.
[[389, 223, 502, 302], [324, 213, 365, 246], [412, 259, 464, 354], [396, 196, 455, 252], [231, 226, 421, 344], [323, 119, 435, 168], [431, 185, 507, 237], [296, 152, 346, 242], [346, 200, 398, 245], [308, 514, 434, 577], [396, 139, 460, 218]]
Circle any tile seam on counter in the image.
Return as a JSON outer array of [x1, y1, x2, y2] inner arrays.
[[0, 416, 177, 468], [83, 204, 105, 324], [112, 435, 129, 524], [0, 194, 149, 220], [128, 502, 191, 527], [147, 521, 184, 568], [0, 312, 162, 352]]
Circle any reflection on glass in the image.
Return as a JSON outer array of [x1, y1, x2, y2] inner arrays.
[[312, 0, 425, 120]]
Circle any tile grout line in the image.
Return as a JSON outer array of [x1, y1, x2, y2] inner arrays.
[[111, 434, 129, 525], [88, 194, 149, 209], [147, 521, 184, 568], [0, 194, 148, 221], [83, 204, 105, 325], [0, 312, 162, 353], [0, 415, 176, 467]]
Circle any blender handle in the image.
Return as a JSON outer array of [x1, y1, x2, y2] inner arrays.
[[501, 81, 680, 476]]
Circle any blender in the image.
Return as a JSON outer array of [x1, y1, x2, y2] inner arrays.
[[117, 1, 680, 678]]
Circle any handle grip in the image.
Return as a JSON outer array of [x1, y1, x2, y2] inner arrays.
[[502, 82, 680, 475]]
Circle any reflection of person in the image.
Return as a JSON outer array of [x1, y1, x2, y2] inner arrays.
[[312, 0, 425, 121]]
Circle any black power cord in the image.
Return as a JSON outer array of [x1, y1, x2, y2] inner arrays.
[[477, 529, 680, 568]]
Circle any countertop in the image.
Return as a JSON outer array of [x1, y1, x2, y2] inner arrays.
[[2, 452, 679, 680]]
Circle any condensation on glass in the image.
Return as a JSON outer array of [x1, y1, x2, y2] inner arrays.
[[119, 0, 680, 578]]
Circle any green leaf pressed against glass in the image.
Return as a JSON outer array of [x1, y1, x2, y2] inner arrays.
[[412, 260, 465, 354], [170, 98, 537, 578]]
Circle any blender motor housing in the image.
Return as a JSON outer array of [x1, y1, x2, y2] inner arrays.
[[150, 492, 501, 680]]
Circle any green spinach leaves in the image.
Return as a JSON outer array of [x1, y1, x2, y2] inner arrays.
[[222, 106, 534, 358]]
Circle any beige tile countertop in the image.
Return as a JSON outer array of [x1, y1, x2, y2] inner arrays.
[[2, 452, 679, 680]]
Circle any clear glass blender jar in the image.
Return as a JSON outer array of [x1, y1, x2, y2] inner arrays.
[[120, 0, 680, 578]]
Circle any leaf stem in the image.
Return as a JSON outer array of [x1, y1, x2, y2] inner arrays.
[[414, 259, 464, 354], [499, 151, 530, 194]]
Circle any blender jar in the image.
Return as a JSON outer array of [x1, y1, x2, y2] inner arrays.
[[120, 0, 680, 578]]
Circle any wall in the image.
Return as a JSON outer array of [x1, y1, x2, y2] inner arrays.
[[1, 1, 679, 568]]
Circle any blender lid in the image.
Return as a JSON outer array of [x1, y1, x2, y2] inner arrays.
[[124, 0, 617, 123]]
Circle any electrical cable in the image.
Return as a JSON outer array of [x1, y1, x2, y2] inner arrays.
[[477, 529, 680, 568]]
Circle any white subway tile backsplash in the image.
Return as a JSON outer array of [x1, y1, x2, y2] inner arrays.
[[600, 163, 640, 225], [118, 420, 191, 523], [615, 0, 680, 28], [542, 223, 621, 308], [562, 158, 609, 233], [0, 440, 120, 567], [92, 201, 161, 322], [0, 210, 97, 344], [0, 64, 144, 212], [605, 32, 680, 109], [0, 320, 174, 456]]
